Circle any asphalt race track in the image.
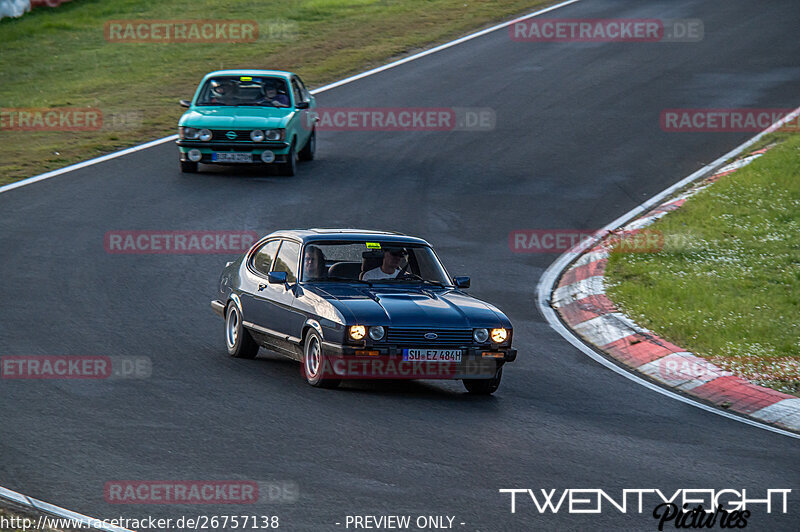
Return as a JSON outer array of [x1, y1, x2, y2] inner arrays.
[[2, 0, 799, 530]]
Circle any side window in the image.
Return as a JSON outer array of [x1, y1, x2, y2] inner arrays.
[[273, 240, 301, 283], [291, 79, 304, 105], [250, 240, 280, 275], [295, 76, 311, 101]]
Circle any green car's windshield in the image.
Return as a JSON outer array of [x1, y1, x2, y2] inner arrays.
[[301, 241, 453, 286], [196, 76, 291, 107]]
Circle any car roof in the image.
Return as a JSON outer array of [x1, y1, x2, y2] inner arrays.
[[202, 70, 295, 81], [263, 229, 431, 246]]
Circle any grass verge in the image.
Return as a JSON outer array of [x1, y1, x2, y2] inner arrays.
[[0, 0, 553, 185], [605, 132, 800, 397]]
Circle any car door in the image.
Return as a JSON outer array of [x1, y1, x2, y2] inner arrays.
[[266, 239, 307, 356], [290, 76, 312, 149], [239, 239, 285, 349]]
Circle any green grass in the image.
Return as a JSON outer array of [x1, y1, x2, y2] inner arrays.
[[605, 133, 800, 396], [0, 0, 552, 184]]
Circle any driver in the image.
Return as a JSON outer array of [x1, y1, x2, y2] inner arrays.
[[362, 247, 407, 281], [303, 246, 327, 280], [261, 81, 290, 107], [209, 79, 238, 105]]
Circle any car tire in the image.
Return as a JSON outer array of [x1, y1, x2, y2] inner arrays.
[[463, 367, 502, 395], [225, 303, 259, 359], [302, 330, 340, 388], [281, 141, 297, 176], [298, 129, 315, 161], [180, 160, 199, 173]]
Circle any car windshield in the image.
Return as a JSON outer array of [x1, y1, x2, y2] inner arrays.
[[195, 76, 291, 107], [301, 240, 453, 286]]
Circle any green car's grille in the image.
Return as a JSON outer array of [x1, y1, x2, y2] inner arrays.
[[209, 130, 251, 142]]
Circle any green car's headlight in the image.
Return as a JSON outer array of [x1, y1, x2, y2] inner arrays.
[[180, 127, 199, 140], [250, 130, 265, 142], [265, 129, 284, 141], [198, 129, 213, 142]]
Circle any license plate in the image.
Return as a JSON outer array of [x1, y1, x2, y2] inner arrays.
[[402, 349, 462, 362], [212, 152, 252, 163]]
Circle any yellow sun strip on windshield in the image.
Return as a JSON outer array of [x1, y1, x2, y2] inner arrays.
[[240, 76, 252, 81], [366, 242, 381, 249]]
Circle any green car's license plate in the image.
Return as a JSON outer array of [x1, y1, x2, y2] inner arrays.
[[212, 152, 252, 163]]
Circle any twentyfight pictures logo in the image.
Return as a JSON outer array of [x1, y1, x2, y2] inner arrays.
[[1, 356, 151, 379], [509, 18, 703, 42], [305, 108, 495, 131], [499, 488, 792, 529], [104, 231, 258, 254], [509, 229, 664, 254]]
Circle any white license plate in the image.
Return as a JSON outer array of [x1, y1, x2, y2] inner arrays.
[[402, 349, 462, 362], [212, 152, 252, 163]]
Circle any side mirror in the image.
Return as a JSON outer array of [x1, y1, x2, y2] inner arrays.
[[268, 271, 288, 285], [179, 99, 192, 108], [453, 276, 470, 289], [295, 101, 310, 110]]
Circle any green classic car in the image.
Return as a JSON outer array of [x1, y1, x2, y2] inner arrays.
[[177, 69, 317, 176]]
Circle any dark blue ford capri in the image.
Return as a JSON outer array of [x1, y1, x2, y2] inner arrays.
[[211, 229, 516, 394]]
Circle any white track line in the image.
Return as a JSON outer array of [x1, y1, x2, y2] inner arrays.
[[0, 0, 582, 197], [0, 0, 584, 524], [536, 106, 800, 441]]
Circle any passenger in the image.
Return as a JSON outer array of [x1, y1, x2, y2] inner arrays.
[[262, 81, 290, 107], [362, 247, 407, 280]]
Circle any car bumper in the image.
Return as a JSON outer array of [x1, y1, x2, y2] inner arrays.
[[177, 140, 291, 163], [320, 343, 516, 380]]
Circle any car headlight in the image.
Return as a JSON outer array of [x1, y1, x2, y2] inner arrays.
[[491, 328, 508, 343], [369, 326, 385, 341], [198, 129, 213, 142], [250, 130, 265, 142], [473, 328, 489, 343], [265, 129, 284, 141], [349, 325, 366, 340], [180, 127, 199, 140]]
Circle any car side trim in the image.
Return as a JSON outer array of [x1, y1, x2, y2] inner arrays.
[[210, 300, 225, 317], [243, 321, 301, 345]]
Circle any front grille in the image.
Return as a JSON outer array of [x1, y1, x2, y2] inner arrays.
[[386, 328, 473, 346], [209, 129, 252, 142]]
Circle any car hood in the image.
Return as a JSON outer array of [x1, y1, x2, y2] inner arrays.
[[306, 285, 508, 328], [179, 107, 294, 129]]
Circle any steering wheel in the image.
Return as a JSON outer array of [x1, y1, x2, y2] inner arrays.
[[396, 262, 423, 281]]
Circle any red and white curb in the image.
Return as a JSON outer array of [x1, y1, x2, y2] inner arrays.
[[539, 107, 800, 437]]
